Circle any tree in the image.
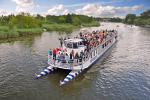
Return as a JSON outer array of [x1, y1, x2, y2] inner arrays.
[[65, 14, 72, 23], [124, 14, 136, 24], [58, 16, 65, 23], [72, 16, 81, 25], [140, 10, 150, 19], [9, 14, 42, 28]]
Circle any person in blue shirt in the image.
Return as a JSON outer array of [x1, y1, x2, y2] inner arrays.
[[48, 49, 52, 56], [48, 49, 52, 64]]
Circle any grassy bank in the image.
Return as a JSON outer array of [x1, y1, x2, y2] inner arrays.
[[42, 23, 77, 33], [0, 21, 100, 39], [43, 21, 100, 32], [81, 21, 100, 27], [0, 13, 101, 39], [17, 28, 43, 36], [0, 26, 19, 39], [0, 26, 43, 39]]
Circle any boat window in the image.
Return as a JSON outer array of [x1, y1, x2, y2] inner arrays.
[[73, 43, 78, 49], [102, 44, 105, 48], [80, 42, 83, 45], [67, 43, 72, 48]]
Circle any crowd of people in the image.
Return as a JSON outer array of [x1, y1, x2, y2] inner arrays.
[[48, 29, 117, 65], [48, 48, 85, 65]]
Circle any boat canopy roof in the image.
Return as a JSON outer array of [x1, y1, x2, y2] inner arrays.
[[64, 39, 85, 49], [64, 39, 83, 43]]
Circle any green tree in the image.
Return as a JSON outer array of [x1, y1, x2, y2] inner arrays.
[[73, 17, 81, 26], [140, 10, 150, 19], [124, 14, 136, 24], [65, 14, 72, 23], [58, 16, 65, 23], [9, 14, 42, 28]]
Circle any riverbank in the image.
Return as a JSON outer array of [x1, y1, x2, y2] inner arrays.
[[0, 22, 100, 39], [0, 26, 43, 39], [138, 25, 150, 28]]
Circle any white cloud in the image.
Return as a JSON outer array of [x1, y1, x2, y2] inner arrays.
[[75, 4, 143, 18], [46, 4, 69, 15], [11, 0, 35, 13], [0, 9, 11, 16]]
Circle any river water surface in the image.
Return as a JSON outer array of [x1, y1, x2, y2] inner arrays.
[[0, 22, 150, 100]]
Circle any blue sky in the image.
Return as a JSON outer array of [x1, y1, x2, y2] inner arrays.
[[0, 0, 149, 18]]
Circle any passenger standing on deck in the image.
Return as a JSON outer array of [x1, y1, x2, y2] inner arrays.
[[48, 48, 52, 64], [48, 48, 52, 57], [79, 50, 84, 64], [52, 48, 57, 64], [70, 52, 73, 60], [80, 50, 84, 60], [79, 32, 83, 38], [59, 37, 63, 47], [75, 52, 79, 63], [65, 53, 70, 63], [71, 50, 75, 59], [56, 51, 61, 63]]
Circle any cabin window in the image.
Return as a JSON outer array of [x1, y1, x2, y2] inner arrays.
[[73, 43, 78, 49], [105, 43, 107, 46], [67, 43, 72, 48], [102, 44, 105, 48], [80, 42, 83, 45]]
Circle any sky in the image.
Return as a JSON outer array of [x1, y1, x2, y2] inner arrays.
[[0, 0, 149, 18]]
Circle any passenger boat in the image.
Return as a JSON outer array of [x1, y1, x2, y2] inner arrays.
[[35, 30, 118, 86]]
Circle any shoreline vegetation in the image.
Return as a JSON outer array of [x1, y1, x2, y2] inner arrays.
[[124, 10, 150, 27], [0, 13, 100, 39]]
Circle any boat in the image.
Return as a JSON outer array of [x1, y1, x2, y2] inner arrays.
[[35, 30, 118, 86]]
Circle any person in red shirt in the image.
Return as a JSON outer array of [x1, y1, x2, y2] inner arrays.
[[53, 48, 57, 60]]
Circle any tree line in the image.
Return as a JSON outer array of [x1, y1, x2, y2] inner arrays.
[[0, 13, 98, 29], [124, 10, 150, 26]]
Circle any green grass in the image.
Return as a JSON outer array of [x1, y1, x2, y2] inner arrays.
[[0, 21, 100, 39], [16, 28, 43, 36], [0, 26, 9, 31], [0, 26, 43, 39], [0, 26, 19, 39], [82, 21, 100, 27], [42, 23, 78, 33]]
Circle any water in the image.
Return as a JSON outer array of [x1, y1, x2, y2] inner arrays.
[[0, 23, 150, 100]]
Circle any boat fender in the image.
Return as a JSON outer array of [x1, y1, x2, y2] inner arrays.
[[35, 74, 41, 79], [41, 71, 47, 76], [44, 69, 50, 73]]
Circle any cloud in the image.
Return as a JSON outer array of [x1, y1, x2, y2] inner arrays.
[[75, 4, 143, 18], [11, 0, 35, 13], [0, 9, 11, 16], [46, 4, 69, 15]]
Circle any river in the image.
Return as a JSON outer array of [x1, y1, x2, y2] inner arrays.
[[0, 22, 150, 100]]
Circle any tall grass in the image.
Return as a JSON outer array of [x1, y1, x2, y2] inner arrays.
[[42, 23, 79, 33], [0, 26, 19, 39], [0, 21, 100, 39], [17, 28, 43, 36], [0, 26, 43, 39], [82, 21, 100, 27]]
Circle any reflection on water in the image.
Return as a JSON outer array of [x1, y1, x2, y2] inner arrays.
[[0, 23, 150, 100]]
